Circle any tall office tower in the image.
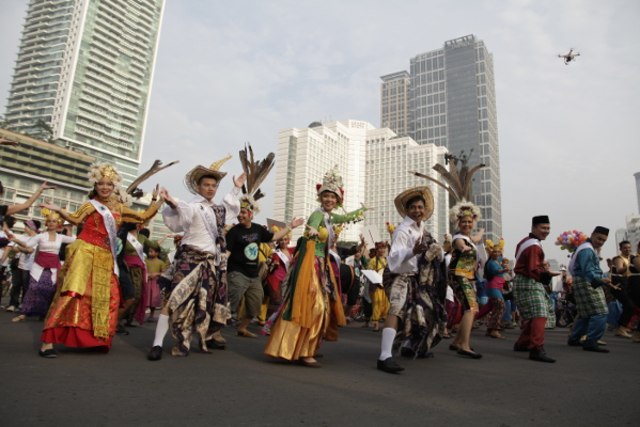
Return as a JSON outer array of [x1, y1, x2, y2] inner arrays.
[[380, 71, 411, 138], [3, 0, 165, 183], [273, 120, 372, 243], [381, 34, 502, 240], [365, 128, 449, 241]]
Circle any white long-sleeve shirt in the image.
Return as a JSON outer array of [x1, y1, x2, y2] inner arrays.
[[162, 188, 240, 254], [387, 216, 425, 274]]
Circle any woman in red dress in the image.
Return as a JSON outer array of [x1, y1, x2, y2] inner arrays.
[[38, 163, 163, 358]]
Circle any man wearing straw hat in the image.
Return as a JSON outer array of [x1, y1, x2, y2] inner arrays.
[[377, 186, 445, 374], [147, 156, 245, 360]]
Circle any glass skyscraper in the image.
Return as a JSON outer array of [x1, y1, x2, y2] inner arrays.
[[381, 34, 502, 240], [3, 0, 165, 183]]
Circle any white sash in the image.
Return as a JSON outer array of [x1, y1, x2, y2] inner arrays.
[[514, 238, 541, 263], [569, 242, 595, 276], [196, 203, 219, 245], [90, 199, 119, 276], [275, 249, 291, 271], [127, 232, 145, 262]]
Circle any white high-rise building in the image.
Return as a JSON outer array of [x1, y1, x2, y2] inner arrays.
[[273, 120, 449, 245], [365, 128, 449, 242], [273, 120, 371, 243]]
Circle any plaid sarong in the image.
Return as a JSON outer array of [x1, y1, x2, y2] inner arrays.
[[513, 274, 548, 320], [573, 276, 608, 317]]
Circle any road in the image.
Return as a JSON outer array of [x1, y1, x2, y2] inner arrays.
[[0, 312, 637, 427]]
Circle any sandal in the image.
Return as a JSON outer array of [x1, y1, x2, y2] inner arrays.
[[237, 329, 257, 338]]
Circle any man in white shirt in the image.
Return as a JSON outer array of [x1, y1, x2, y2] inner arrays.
[[377, 186, 444, 374], [148, 157, 245, 360]]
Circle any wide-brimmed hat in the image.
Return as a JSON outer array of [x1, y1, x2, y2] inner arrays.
[[185, 155, 231, 194], [394, 186, 434, 219]]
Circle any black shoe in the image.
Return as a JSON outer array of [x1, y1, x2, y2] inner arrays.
[[583, 346, 609, 353], [116, 324, 130, 335], [567, 340, 582, 347], [204, 339, 226, 350], [457, 349, 482, 359], [377, 357, 404, 373], [529, 349, 556, 363], [513, 343, 529, 352], [147, 345, 163, 361], [38, 348, 57, 358], [400, 347, 415, 358]]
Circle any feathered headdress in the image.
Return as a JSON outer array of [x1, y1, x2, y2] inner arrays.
[[449, 200, 481, 224], [88, 162, 122, 185], [238, 143, 275, 214]]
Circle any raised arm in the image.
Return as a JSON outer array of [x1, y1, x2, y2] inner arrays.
[[6, 182, 55, 216]]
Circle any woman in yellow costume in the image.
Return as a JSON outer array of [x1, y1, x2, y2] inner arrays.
[[38, 163, 163, 358], [265, 167, 365, 367]]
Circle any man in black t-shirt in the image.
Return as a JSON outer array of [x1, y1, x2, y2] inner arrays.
[[226, 202, 303, 337]]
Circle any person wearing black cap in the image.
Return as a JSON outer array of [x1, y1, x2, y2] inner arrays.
[[567, 226, 612, 353], [512, 215, 558, 363]]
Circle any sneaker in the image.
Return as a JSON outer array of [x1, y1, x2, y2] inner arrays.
[[5, 305, 16, 312]]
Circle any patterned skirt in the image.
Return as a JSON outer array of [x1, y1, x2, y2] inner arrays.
[[573, 276, 608, 317], [21, 269, 56, 317], [513, 275, 548, 320], [159, 246, 230, 354]]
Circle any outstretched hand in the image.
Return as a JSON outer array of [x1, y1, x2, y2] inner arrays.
[[233, 172, 247, 189], [305, 224, 318, 237]]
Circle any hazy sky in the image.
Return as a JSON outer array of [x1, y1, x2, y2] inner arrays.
[[1, 0, 639, 263]]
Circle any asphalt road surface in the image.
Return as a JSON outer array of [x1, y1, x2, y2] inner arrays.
[[0, 312, 637, 427]]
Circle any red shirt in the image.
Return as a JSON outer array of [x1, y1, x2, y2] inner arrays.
[[514, 234, 546, 282]]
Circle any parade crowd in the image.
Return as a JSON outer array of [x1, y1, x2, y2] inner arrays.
[[1, 154, 639, 374]]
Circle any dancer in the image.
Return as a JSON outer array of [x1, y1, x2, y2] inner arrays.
[[38, 163, 163, 357], [147, 156, 245, 360], [368, 242, 390, 332], [512, 215, 557, 363], [567, 226, 612, 353], [478, 238, 507, 338], [144, 240, 166, 322], [6, 219, 40, 312], [265, 226, 293, 319], [376, 186, 447, 373], [227, 197, 303, 338], [265, 167, 365, 367], [448, 201, 484, 359], [11, 209, 75, 322]]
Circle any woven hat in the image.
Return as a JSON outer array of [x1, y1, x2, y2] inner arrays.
[[393, 186, 434, 219], [185, 155, 231, 194]]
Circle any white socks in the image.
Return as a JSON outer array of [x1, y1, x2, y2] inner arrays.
[[379, 327, 397, 360], [152, 314, 169, 347]]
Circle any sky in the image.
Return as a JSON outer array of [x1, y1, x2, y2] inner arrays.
[[1, 0, 639, 264]]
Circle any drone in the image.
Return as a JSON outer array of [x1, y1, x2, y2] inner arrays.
[[558, 48, 580, 65]]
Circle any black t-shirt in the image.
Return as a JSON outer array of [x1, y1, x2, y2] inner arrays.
[[226, 223, 274, 278]]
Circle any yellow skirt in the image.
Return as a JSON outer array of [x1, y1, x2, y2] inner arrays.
[[264, 243, 329, 360], [371, 287, 390, 321]]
